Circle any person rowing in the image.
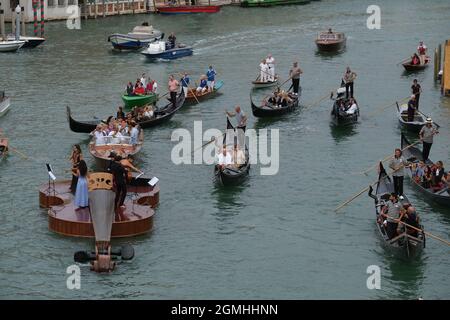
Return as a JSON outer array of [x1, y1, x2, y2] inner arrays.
[[206, 66, 217, 92], [180, 72, 190, 97], [196, 75, 208, 94], [266, 54, 275, 82], [259, 59, 269, 83], [379, 193, 404, 239], [407, 95, 416, 122], [417, 41, 427, 65], [419, 118, 438, 162]]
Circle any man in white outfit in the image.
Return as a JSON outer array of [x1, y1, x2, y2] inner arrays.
[[259, 59, 269, 83], [266, 54, 275, 82]]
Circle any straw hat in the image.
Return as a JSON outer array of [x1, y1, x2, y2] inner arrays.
[[426, 118, 433, 124]]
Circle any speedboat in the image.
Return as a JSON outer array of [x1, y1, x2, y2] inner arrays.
[[0, 40, 25, 52], [108, 24, 164, 50], [141, 41, 193, 60]]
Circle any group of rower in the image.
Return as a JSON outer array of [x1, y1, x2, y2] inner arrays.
[[179, 66, 217, 96], [126, 73, 158, 96]]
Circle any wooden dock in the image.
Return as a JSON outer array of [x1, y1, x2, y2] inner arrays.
[[442, 39, 450, 96]]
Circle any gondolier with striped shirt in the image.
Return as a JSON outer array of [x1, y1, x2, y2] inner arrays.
[[419, 118, 438, 162]]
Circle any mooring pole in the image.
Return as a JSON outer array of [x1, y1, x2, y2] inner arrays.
[[33, 0, 38, 36], [15, 5, 21, 41], [40, 0, 44, 37], [21, 6, 26, 37]]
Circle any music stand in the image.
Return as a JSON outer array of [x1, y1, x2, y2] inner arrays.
[[46, 163, 57, 208]]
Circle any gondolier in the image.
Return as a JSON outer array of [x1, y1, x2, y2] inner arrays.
[[226, 106, 247, 146], [389, 148, 409, 196], [180, 73, 190, 97], [417, 41, 427, 65], [168, 75, 179, 108], [266, 54, 275, 82], [411, 79, 422, 110], [407, 95, 416, 122], [343, 67, 357, 99], [288, 61, 302, 95], [206, 66, 217, 92], [419, 118, 438, 161]]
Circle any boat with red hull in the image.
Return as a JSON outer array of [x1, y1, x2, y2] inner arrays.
[[157, 5, 221, 14]]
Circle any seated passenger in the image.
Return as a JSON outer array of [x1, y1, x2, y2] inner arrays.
[[412, 161, 425, 182], [196, 76, 208, 94], [411, 54, 420, 65], [403, 206, 420, 237], [431, 161, 445, 192], [346, 98, 358, 114], [216, 145, 232, 170], [421, 166, 433, 188], [232, 144, 246, 168], [134, 83, 145, 95], [143, 106, 154, 119], [126, 82, 134, 96], [130, 122, 139, 145]]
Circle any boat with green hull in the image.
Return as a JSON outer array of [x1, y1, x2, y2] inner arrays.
[[121, 93, 158, 109], [240, 0, 311, 7]]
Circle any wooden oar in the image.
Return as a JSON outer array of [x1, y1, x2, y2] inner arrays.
[[8, 146, 28, 160], [335, 165, 405, 212], [359, 140, 421, 176], [397, 57, 411, 66], [417, 110, 441, 128], [366, 96, 410, 118], [386, 216, 450, 247], [190, 134, 224, 155], [187, 85, 200, 104], [304, 91, 333, 109]]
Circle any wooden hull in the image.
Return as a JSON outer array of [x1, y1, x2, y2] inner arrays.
[[121, 93, 158, 109], [316, 39, 346, 52], [241, 0, 310, 7], [215, 163, 250, 186], [251, 92, 299, 117], [39, 179, 160, 238], [401, 134, 450, 208], [184, 80, 223, 105], [252, 78, 279, 89], [157, 5, 221, 14]]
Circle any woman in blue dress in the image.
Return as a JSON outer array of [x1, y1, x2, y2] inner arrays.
[[74, 160, 89, 210]]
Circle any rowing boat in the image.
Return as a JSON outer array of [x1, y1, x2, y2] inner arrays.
[[67, 92, 185, 132], [401, 133, 450, 207], [252, 75, 279, 89], [184, 80, 224, 105], [402, 56, 431, 71], [251, 89, 299, 117], [121, 93, 158, 109], [214, 118, 250, 186], [368, 162, 425, 259]]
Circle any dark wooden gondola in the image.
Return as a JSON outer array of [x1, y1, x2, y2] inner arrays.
[[214, 118, 250, 186], [401, 134, 450, 207], [251, 89, 300, 118], [330, 86, 359, 125], [66, 92, 185, 133], [395, 102, 427, 132], [368, 162, 425, 259]]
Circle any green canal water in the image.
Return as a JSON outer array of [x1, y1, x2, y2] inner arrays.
[[1, 0, 450, 299]]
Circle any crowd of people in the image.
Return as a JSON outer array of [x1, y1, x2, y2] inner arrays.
[[126, 73, 158, 96], [90, 111, 142, 146], [411, 160, 449, 193], [263, 88, 294, 108]]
